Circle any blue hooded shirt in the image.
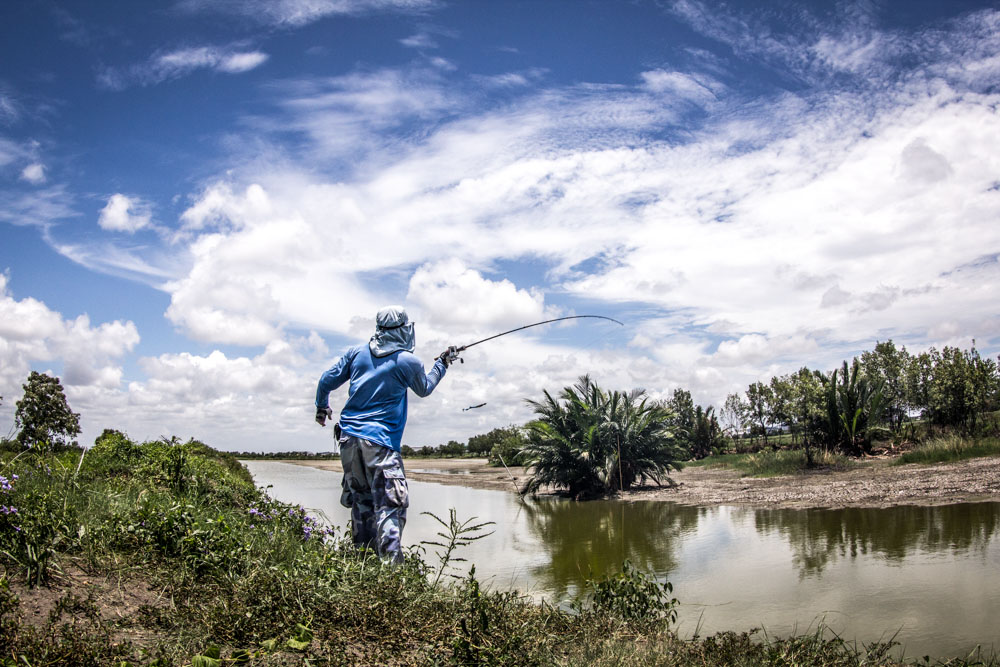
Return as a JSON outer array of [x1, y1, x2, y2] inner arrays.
[[315, 344, 447, 452]]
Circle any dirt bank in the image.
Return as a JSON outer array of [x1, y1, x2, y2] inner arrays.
[[281, 457, 531, 493], [280, 456, 1000, 509]]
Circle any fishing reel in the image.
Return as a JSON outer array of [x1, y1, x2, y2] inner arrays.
[[438, 345, 464, 366]]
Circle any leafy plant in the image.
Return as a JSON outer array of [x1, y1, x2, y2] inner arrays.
[[521, 376, 684, 498], [420, 509, 495, 585], [822, 360, 886, 456], [573, 560, 678, 625]]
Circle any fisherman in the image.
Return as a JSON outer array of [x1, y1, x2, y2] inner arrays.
[[315, 306, 457, 563]]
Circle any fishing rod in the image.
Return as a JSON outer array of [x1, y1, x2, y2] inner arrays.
[[437, 314, 624, 364]]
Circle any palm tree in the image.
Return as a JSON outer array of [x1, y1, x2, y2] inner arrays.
[[521, 376, 683, 499], [823, 360, 885, 456]]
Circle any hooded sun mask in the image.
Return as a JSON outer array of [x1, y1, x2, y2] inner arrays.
[[369, 306, 416, 357]]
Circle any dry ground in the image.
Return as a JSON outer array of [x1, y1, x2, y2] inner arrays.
[[283, 455, 1000, 509]]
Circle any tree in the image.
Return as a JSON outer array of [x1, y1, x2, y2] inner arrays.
[[468, 427, 520, 457], [486, 427, 529, 466], [437, 440, 466, 456], [786, 368, 827, 465], [745, 381, 775, 449], [822, 360, 885, 456], [860, 340, 911, 431], [924, 344, 1000, 433], [522, 376, 683, 499], [719, 392, 748, 441], [689, 406, 724, 459], [905, 351, 933, 418], [14, 372, 81, 449]]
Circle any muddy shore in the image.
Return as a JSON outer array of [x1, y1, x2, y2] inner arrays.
[[279, 455, 1000, 509]]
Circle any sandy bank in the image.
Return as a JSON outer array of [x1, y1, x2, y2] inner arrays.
[[278, 455, 1000, 509]]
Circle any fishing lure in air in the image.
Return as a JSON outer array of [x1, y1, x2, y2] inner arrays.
[[437, 315, 624, 364]]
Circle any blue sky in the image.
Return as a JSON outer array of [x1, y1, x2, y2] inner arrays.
[[2, 0, 999, 451]]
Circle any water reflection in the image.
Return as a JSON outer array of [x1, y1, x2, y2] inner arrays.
[[752, 503, 1000, 577], [521, 498, 700, 598]]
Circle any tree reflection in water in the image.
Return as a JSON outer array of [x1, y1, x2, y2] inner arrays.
[[521, 497, 700, 600], [752, 502, 1000, 578]]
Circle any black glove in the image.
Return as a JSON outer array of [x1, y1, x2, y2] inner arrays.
[[438, 346, 460, 367], [316, 407, 333, 426]]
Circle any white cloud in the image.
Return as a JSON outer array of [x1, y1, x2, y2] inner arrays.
[[99, 46, 269, 89], [19, 163, 46, 184], [640, 69, 719, 104], [0, 273, 139, 436], [218, 51, 270, 73], [406, 259, 553, 335], [400, 32, 437, 49], [98, 193, 152, 233], [0, 184, 78, 227], [176, 0, 437, 27]]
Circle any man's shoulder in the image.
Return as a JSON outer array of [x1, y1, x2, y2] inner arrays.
[[395, 350, 424, 367]]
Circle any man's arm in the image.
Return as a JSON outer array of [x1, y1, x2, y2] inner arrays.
[[405, 357, 447, 398], [316, 350, 353, 411]]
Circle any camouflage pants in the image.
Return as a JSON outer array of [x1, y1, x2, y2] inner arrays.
[[338, 434, 409, 563]]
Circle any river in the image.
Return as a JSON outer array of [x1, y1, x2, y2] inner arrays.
[[243, 459, 1000, 660]]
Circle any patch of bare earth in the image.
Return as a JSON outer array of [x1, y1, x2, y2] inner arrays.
[[629, 456, 1000, 509], [8, 559, 171, 646]]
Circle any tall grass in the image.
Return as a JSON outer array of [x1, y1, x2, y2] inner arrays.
[[685, 449, 852, 477], [893, 435, 1000, 466]]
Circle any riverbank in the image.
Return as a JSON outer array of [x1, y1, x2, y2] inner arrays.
[[282, 454, 1000, 509]]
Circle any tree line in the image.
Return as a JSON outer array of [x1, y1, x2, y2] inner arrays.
[[6, 341, 999, 501]]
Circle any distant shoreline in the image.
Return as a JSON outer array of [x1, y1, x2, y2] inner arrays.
[[273, 455, 1000, 510]]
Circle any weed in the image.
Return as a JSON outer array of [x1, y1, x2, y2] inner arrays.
[[893, 435, 1000, 466]]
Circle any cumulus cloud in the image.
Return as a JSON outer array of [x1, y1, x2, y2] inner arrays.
[[406, 259, 552, 334], [19, 163, 45, 184], [99, 46, 269, 89], [0, 273, 140, 438], [98, 193, 152, 233]]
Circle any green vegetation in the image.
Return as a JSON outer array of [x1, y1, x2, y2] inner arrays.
[[2, 432, 952, 666], [893, 435, 1000, 466], [13, 371, 81, 450], [2, 369, 998, 664], [521, 376, 685, 498], [685, 449, 853, 477]]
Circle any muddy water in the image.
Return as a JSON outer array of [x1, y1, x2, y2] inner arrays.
[[243, 460, 1000, 660]]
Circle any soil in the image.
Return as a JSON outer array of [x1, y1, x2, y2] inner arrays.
[[9, 559, 170, 642], [281, 455, 1000, 510]]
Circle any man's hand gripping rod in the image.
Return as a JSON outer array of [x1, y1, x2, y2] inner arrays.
[[436, 315, 624, 365]]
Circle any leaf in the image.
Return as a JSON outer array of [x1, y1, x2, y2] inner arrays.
[[191, 656, 221, 667], [260, 638, 278, 652], [230, 649, 251, 664], [286, 637, 311, 651], [292, 622, 314, 642]]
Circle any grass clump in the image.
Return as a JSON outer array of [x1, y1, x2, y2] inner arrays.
[[893, 435, 1000, 466], [685, 450, 852, 477]]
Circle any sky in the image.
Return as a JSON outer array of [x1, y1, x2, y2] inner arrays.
[[1, 0, 999, 452]]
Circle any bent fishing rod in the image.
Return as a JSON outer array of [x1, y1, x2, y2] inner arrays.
[[437, 315, 624, 364]]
